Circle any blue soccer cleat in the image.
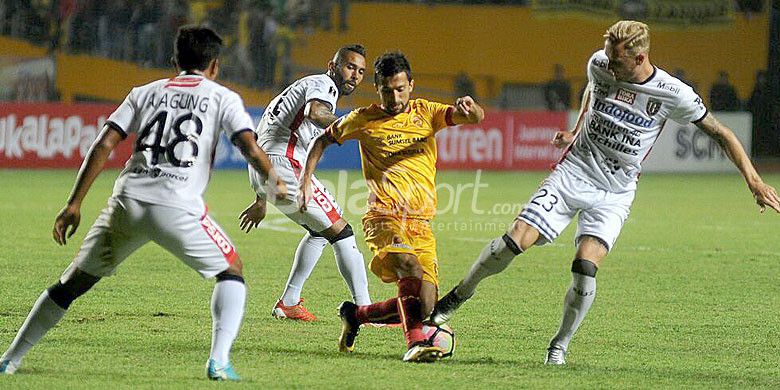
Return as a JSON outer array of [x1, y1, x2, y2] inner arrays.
[[206, 359, 240, 381]]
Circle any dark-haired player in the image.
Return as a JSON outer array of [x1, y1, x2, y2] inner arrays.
[[298, 51, 484, 362], [0, 26, 286, 381], [240, 44, 371, 321]]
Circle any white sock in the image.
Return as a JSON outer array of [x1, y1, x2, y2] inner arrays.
[[457, 235, 521, 298], [209, 280, 246, 365], [281, 234, 327, 306], [2, 291, 66, 365], [332, 235, 371, 305], [549, 272, 596, 351]]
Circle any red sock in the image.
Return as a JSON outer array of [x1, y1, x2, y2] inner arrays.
[[397, 277, 425, 347], [355, 298, 400, 324]]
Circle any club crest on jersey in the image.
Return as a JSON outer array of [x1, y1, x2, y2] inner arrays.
[[646, 98, 662, 116], [615, 88, 636, 105]]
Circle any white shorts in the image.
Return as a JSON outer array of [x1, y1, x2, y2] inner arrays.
[[72, 196, 238, 278], [518, 167, 634, 251], [248, 154, 343, 233]]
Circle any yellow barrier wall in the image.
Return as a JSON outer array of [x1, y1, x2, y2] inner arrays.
[[292, 3, 768, 107], [1, 36, 273, 106]]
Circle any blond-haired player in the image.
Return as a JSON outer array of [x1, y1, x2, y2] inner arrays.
[[431, 20, 780, 365], [298, 52, 484, 362]]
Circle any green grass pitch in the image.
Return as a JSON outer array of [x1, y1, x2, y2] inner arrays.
[[0, 169, 778, 388]]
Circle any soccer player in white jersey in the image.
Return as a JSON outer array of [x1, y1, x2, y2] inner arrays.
[[0, 26, 286, 381], [240, 45, 372, 321], [430, 20, 780, 365]]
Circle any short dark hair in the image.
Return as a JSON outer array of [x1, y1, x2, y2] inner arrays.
[[174, 25, 223, 71], [373, 51, 412, 85], [335, 44, 366, 64]]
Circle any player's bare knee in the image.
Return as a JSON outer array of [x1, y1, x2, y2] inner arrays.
[[391, 253, 422, 278], [48, 268, 101, 310], [575, 235, 608, 266], [508, 219, 541, 251], [223, 257, 244, 278], [320, 219, 348, 241], [322, 221, 354, 244]]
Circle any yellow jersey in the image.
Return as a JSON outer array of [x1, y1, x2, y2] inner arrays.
[[327, 99, 455, 220]]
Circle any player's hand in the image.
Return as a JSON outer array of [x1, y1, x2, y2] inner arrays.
[[750, 182, 780, 213], [551, 130, 575, 149], [297, 177, 313, 212], [239, 198, 267, 233], [455, 96, 476, 116], [272, 176, 287, 202], [53, 204, 81, 245]]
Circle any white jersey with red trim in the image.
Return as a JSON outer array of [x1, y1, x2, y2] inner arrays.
[[559, 50, 708, 192], [107, 73, 255, 214], [255, 74, 339, 164]]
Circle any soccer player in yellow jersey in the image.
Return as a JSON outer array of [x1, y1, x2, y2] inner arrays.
[[298, 52, 484, 362]]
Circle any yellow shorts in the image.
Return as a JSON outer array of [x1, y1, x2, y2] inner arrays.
[[362, 215, 439, 288]]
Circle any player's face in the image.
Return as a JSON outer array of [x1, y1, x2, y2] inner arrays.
[[331, 51, 366, 96], [377, 72, 414, 115], [604, 40, 639, 82]]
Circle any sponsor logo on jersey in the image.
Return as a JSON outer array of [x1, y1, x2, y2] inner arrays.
[[329, 86, 337, 96], [615, 88, 636, 105], [646, 98, 662, 116], [592, 98, 655, 128], [591, 57, 608, 69], [656, 81, 680, 94]]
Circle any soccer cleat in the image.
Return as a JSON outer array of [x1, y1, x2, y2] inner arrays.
[[337, 301, 361, 353], [272, 298, 317, 321], [544, 346, 567, 365], [402, 342, 444, 363], [429, 285, 471, 325], [206, 359, 240, 381], [0, 359, 17, 375]]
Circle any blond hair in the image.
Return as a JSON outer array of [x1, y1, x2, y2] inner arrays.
[[604, 20, 650, 55]]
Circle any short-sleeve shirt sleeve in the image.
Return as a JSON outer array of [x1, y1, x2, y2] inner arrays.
[[106, 88, 138, 137], [669, 85, 708, 124], [327, 109, 364, 145], [221, 91, 255, 139], [303, 76, 338, 116], [586, 50, 609, 85], [423, 100, 455, 132]]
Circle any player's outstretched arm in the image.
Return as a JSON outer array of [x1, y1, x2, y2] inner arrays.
[[54, 125, 124, 245], [695, 113, 780, 213], [451, 96, 485, 124], [298, 133, 336, 212], [233, 130, 287, 201], [307, 100, 339, 129]]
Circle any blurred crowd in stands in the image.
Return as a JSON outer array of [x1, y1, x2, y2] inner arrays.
[[0, 0, 348, 89]]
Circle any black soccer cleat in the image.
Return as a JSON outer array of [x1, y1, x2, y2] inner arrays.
[[337, 301, 361, 353], [429, 285, 471, 325]]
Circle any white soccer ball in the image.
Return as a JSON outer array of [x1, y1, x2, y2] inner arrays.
[[422, 323, 455, 358]]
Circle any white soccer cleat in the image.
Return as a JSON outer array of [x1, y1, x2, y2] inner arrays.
[[0, 359, 18, 375], [544, 346, 567, 365]]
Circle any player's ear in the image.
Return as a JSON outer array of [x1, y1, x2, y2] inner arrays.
[[409, 79, 415, 93], [207, 59, 220, 79], [635, 53, 645, 65]]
